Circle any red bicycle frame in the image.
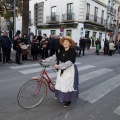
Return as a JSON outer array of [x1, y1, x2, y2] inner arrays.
[[32, 66, 56, 94]]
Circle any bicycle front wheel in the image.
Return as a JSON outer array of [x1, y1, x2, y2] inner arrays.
[[17, 79, 47, 109]]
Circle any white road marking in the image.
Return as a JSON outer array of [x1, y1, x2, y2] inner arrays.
[[78, 65, 95, 71], [79, 74, 120, 103], [79, 68, 112, 83], [9, 63, 40, 69], [114, 106, 120, 116]]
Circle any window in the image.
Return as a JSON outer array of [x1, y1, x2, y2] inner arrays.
[[51, 30, 56, 35], [101, 10, 104, 24], [66, 30, 72, 37], [94, 7, 98, 16], [86, 3, 90, 20], [51, 6, 56, 21], [67, 3, 73, 20], [94, 7, 98, 22]]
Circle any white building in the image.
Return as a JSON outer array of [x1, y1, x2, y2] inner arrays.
[[16, 0, 119, 47]]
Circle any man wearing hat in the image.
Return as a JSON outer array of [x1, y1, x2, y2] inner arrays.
[[41, 36, 79, 107]]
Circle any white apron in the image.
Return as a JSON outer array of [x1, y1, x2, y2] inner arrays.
[[55, 65, 75, 92]]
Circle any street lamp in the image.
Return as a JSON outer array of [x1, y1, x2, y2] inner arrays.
[[112, 19, 116, 41], [0, 0, 4, 62], [13, 0, 16, 36]]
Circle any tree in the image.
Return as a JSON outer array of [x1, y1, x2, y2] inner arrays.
[[1, 0, 22, 29], [21, 0, 29, 35]]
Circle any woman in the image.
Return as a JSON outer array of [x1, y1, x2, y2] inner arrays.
[[41, 36, 79, 107], [21, 33, 28, 61], [109, 40, 115, 56], [31, 39, 39, 61]]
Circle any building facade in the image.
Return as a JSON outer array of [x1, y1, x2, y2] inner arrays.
[[16, 0, 120, 47], [34, 0, 108, 47]]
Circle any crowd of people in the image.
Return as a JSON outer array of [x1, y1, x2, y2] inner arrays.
[[0, 30, 63, 64], [0, 30, 120, 65]]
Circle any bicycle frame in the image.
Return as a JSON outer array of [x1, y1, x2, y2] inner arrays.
[[32, 66, 56, 94]]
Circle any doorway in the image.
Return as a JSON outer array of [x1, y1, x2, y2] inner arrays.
[[92, 32, 96, 47]]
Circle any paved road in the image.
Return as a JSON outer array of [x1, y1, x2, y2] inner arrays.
[[0, 51, 120, 120]]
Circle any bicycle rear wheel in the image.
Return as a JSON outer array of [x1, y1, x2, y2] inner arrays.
[[17, 79, 47, 109]]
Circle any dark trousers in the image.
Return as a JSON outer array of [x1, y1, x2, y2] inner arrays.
[[33, 53, 37, 60], [22, 54, 27, 61], [8, 48, 11, 61], [41, 50, 48, 59], [109, 50, 113, 56], [104, 47, 109, 55], [15, 48, 21, 63], [2, 47, 9, 63], [80, 47, 85, 56]]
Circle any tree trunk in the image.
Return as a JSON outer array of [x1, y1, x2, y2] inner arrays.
[[22, 0, 29, 35]]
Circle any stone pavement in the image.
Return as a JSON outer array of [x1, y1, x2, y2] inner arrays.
[[85, 47, 104, 53], [0, 47, 104, 64], [6, 47, 105, 58]]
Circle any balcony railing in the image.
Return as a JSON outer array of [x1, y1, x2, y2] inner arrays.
[[86, 13, 106, 25], [107, 6, 116, 15], [62, 13, 75, 21], [46, 15, 59, 23]]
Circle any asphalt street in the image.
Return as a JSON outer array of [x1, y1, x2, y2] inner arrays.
[[0, 49, 120, 120]]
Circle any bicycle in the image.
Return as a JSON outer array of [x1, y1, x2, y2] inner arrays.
[[17, 63, 56, 109]]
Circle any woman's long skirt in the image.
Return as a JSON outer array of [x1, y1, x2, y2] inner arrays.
[[55, 64, 79, 103]]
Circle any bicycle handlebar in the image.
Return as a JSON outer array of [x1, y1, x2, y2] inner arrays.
[[39, 62, 57, 72], [39, 62, 50, 67]]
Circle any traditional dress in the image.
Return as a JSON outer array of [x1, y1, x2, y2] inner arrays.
[[44, 47, 79, 103]]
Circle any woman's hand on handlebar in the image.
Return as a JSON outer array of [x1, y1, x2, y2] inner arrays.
[[52, 64, 59, 69]]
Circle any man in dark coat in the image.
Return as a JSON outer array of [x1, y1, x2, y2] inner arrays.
[[79, 37, 86, 56], [37, 32, 42, 43], [87, 37, 91, 50], [0, 31, 11, 64], [104, 39, 109, 55]]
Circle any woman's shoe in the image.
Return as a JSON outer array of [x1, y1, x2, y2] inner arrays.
[[64, 101, 71, 107]]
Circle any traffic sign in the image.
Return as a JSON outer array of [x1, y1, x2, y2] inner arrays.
[[6, 21, 9, 25]]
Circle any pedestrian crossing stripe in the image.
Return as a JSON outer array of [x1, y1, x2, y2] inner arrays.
[[79, 74, 120, 103], [8, 62, 120, 116], [9, 63, 40, 69], [19, 64, 95, 75], [9, 62, 81, 70], [114, 106, 120, 116], [79, 68, 113, 83]]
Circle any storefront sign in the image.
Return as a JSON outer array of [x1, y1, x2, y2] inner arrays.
[[37, 23, 78, 29], [84, 23, 105, 31]]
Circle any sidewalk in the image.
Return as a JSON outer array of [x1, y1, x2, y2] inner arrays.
[[86, 47, 104, 53]]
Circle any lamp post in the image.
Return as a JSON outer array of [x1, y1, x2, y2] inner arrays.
[[13, 0, 16, 36], [0, 0, 4, 62], [112, 19, 116, 41]]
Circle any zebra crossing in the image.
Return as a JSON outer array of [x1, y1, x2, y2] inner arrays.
[[9, 62, 120, 116]]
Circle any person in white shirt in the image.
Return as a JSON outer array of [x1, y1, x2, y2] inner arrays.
[[109, 40, 115, 56]]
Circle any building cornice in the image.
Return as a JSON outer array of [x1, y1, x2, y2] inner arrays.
[[92, 0, 107, 7]]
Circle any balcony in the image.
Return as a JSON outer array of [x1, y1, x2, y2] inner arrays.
[[62, 13, 75, 22], [46, 15, 59, 23], [107, 6, 116, 15], [86, 13, 106, 25]]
